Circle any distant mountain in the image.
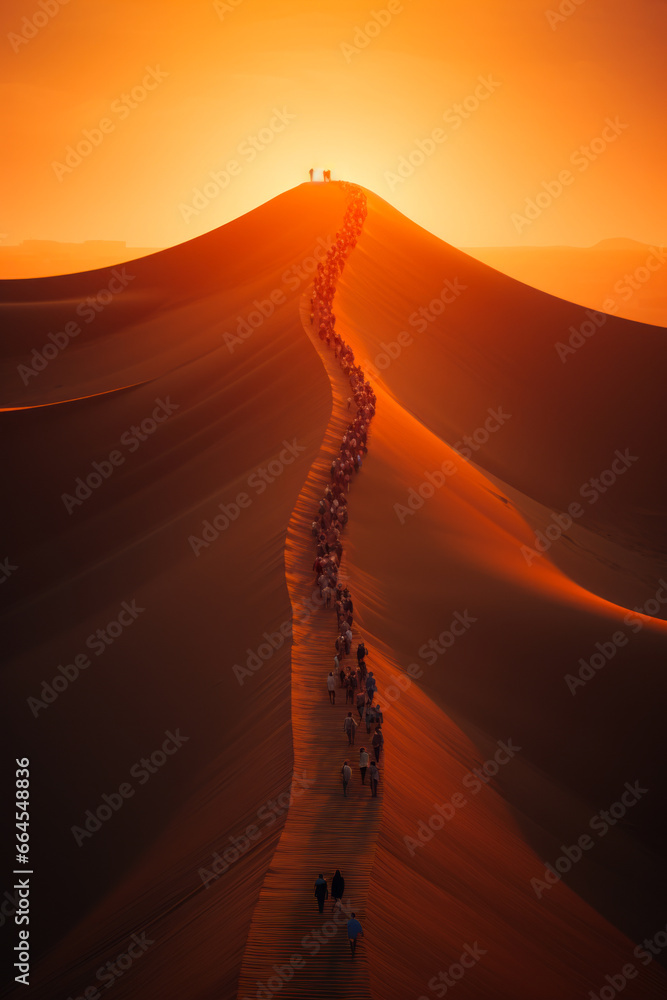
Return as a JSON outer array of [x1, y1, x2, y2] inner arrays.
[[0, 239, 163, 279], [461, 239, 667, 326]]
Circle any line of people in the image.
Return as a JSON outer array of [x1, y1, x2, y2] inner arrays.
[[309, 183, 374, 618], [309, 184, 380, 961], [307, 183, 385, 801], [313, 872, 364, 958]]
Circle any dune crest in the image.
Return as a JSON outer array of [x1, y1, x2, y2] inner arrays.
[[2, 182, 665, 999]]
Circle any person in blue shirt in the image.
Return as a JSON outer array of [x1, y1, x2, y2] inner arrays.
[[347, 913, 364, 958]]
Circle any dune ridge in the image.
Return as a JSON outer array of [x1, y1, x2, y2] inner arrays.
[[237, 184, 384, 998], [2, 182, 665, 999], [1, 185, 351, 1000]]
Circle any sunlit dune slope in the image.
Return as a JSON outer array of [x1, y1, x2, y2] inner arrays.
[[0, 183, 346, 407], [364, 660, 667, 1000], [329, 299, 667, 990], [335, 190, 666, 572], [0, 184, 346, 998]]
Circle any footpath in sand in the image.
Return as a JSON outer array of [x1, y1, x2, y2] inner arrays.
[[237, 188, 384, 999]]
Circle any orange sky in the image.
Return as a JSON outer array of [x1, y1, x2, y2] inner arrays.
[[2, 0, 666, 250]]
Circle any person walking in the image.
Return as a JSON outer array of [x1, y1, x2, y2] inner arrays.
[[347, 913, 364, 958], [356, 642, 367, 664], [327, 671, 336, 704], [372, 727, 384, 762], [331, 869, 344, 910], [314, 874, 328, 913], [343, 712, 357, 745], [356, 689, 366, 720], [341, 760, 352, 797], [365, 704, 376, 735], [359, 747, 369, 784], [369, 762, 380, 797]]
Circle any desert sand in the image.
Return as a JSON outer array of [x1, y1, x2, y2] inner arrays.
[[2, 181, 666, 999]]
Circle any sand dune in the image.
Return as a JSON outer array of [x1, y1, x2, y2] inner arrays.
[[2, 182, 665, 999], [334, 189, 667, 996], [340, 385, 667, 997], [336, 191, 667, 607], [1, 185, 347, 998]]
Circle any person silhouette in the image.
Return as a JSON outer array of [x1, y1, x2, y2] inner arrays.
[[341, 760, 352, 796], [347, 913, 364, 957], [314, 874, 328, 913], [309, 168, 314, 181], [331, 869, 344, 910]]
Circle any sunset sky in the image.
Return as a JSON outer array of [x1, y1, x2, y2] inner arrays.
[[3, 0, 666, 251]]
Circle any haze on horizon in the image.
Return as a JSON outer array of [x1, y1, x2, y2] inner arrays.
[[2, 0, 666, 258]]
